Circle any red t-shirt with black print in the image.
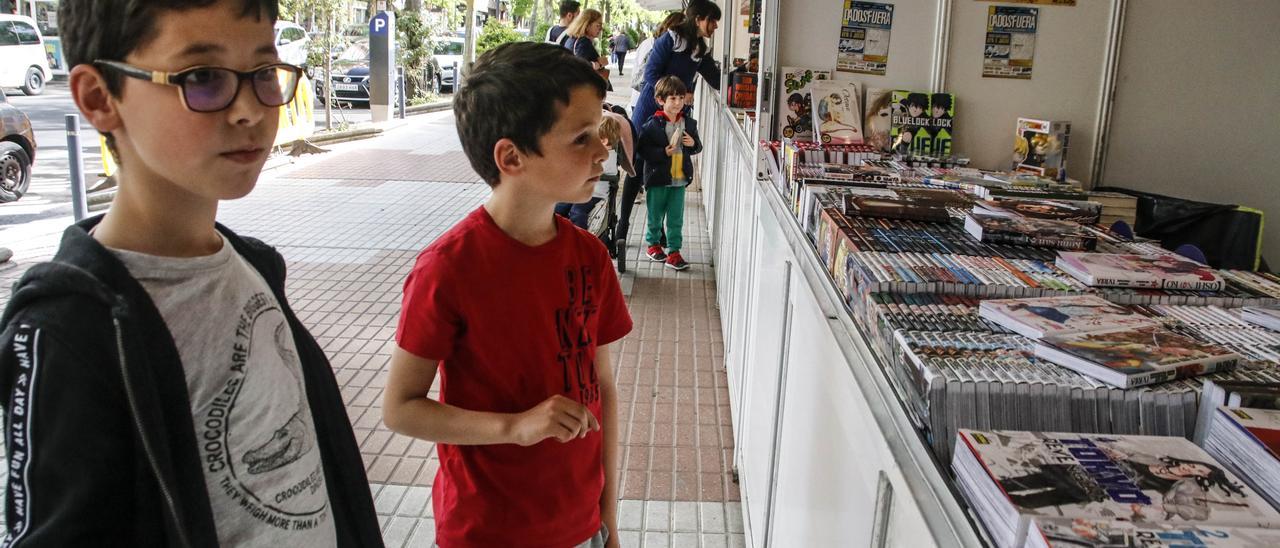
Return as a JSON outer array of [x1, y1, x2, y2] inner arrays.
[[396, 206, 633, 547]]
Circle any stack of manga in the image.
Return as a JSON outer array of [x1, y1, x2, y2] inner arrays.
[[1202, 407, 1280, 510], [1056, 253, 1226, 292], [952, 430, 1280, 548], [1033, 325, 1241, 389], [964, 212, 1098, 252], [1193, 380, 1280, 445], [1241, 306, 1280, 331], [786, 140, 884, 164], [1031, 517, 1280, 548], [851, 287, 1280, 461]]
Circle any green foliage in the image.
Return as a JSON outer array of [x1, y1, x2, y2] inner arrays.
[[625, 27, 642, 48], [511, 0, 536, 20], [398, 12, 439, 101], [532, 21, 552, 42], [477, 19, 523, 53]]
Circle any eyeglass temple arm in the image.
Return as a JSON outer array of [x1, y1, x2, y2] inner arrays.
[[95, 60, 177, 85]]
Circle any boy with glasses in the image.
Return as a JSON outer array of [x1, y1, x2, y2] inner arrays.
[[0, 1, 381, 545]]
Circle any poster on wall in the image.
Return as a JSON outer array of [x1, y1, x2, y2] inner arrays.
[[982, 5, 1038, 79], [975, 0, 1074, 5], [837, 1, 894, 75]]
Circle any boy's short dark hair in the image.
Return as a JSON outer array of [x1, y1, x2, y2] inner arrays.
[[454, 42, 606, 187], [58, 0, 277, 163], [59, 0, 278, 96], [559, 0, 581, 18], [654, 76, 687, 100]]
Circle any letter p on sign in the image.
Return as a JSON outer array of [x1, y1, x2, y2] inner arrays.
[[370, 12, 390, 37]]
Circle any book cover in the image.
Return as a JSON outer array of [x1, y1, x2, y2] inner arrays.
[[978, 295, 1155, 339], [1056, 253, 1225, 292], [1222, 407, 1280, 460], [845, 195, 951, 223], [1240, 306, 1280, 331], [1035, 325, 1240, 389], [1033, 517, 1280, 548], [985, 197, 1100, 225], [810, 80, 864, 145], [965, 212, 1097, 251], [890, 90, 933, 156], [1013, 117, 1070, 182], [864, 88, 893, 152], [956, 430, 1280, 544], [778, 67, 831, 141]]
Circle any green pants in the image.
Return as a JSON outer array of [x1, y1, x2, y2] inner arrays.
[[645, 185, 686, 252]]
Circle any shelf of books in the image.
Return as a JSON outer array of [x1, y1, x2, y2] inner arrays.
[[694, 83, 1280, 547]]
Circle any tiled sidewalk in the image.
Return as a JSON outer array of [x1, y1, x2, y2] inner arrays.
[[0, 108, 743, 547]]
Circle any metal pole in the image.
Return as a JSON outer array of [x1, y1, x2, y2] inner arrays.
[[65, 114, 88, 221], [452, 61, 460, 92], [397, 66, 406, 119]]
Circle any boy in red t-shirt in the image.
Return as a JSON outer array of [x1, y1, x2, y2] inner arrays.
[[383, 42, 632, 548]]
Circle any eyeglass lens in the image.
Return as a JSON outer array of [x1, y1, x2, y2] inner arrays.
[[181, 66, 300, 112]]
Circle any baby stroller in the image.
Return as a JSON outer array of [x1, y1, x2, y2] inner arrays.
[[586, 140, 627, 273]]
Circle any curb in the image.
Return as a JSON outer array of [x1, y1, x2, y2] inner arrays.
[[406, 100, 452, 116]]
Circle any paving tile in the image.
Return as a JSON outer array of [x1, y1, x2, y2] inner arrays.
[[383, 516, 417, 547], [672, 532, 699, 548], [645, 500, 671, 532], [698, 502, 726, 534], [701, 533, 728, 548], [643, 531, 671, 548], [397, 486, 432, 517], [375, 484, 408, 515], [406, 518, 436, 547], [619, 499, 644, 531], [672, 501, 699, 532]]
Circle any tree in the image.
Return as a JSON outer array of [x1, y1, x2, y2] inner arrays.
[[476, 18, 523, 53]]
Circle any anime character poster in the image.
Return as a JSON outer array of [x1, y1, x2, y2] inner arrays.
[[809, 80, 864, 144], [777, 67, 831, 142], [863, 88, 893, 151], [983, 5, 1038, 79], [837, 1, 893, 76]]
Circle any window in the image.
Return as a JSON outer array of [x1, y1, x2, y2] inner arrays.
[[283, 27, 305, 43], [11, 20, 40, 45], [433, 41, 464, 56], [0, 23, 18, 47]]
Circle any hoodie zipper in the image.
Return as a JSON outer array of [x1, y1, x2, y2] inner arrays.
[[113, 317, 193, 548]]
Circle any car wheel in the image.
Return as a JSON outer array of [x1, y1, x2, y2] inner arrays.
[[21, 67, 45, 96], [0, 142, 32, 204]]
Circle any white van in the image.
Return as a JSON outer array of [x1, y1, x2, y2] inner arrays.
[[0, 15, 52, 96]]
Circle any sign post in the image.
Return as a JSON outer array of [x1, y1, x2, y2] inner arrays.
[[369, 11, 396, 123]]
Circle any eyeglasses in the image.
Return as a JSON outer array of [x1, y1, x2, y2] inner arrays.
[[94, 60, 304, 113]]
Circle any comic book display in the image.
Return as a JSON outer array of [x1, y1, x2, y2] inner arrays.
[[864, 88, 894, 152], [758, 131, 1280, 545], [890, 90, 954, 157], [953, 430, 1280, 548], [1034, 325, 1241, 389], [778, 67, 830, 141], [1014, 118, 1071, 181], [1057, 253, 1226, 292], [1193, 380, 1280, 444], [1202, 407, 1280, 511], [808, 80, 864, 145]]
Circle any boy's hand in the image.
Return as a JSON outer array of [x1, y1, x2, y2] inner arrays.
[[665, 144, 677, 156], [681, 133, 695, 147], [509, 395, 600, 446]]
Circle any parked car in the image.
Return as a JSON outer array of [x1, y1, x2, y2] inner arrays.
[[315, 40, 443, 105], [0, 93, 36, 203], [0, 14, 53, 96], [274, 21, 310, 68], [434, 37, 464, 93]]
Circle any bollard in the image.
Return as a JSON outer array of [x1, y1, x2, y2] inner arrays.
[[66, 115, 89, 221], [452, 61, 460, 93], [397, 67, 406, 119]]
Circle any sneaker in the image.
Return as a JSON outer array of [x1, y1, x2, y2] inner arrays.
[[665, 251, 690, 271], [646, 245, 667, 262]]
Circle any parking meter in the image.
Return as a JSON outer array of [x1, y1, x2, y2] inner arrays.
[[369, 11, 396, 123]]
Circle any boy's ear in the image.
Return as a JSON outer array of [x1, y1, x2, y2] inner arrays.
[[69, 64, 124, 136], [493, 138, 525, 178]]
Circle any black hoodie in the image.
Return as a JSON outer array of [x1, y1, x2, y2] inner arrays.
[[0, 216, 383, 547]]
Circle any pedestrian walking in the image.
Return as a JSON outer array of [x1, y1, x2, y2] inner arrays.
[[611, 30, 632, 75], [545, 0, 580, 47]]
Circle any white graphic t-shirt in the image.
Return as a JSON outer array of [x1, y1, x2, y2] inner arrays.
[[110, 235, 337, 547]]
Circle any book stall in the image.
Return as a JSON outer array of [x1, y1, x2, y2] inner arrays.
[[694, 1, 1280, 547]]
